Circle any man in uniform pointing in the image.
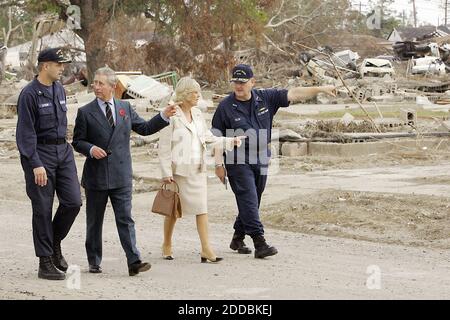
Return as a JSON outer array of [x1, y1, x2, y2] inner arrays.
[[212, 64, 336, 259]]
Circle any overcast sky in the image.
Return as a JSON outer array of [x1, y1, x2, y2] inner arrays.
[[351, 0, 447, 26]]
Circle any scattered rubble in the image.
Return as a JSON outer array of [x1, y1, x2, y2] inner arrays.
[[2, 34, 450, 161], [360, 58, 395, 78], [125, 75, 172, 101]]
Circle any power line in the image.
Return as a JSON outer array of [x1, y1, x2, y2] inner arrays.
[[351, 0, 446, 25], [445, 0, 449, 26]]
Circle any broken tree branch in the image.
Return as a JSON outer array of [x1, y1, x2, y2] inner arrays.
[[262, 33, 293, 56], [268, 0, 284, 22], [297, 2, 326, 28], [265, 0, 308, 28]]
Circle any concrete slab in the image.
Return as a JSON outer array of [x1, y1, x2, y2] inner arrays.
[[281, 142, 308, 157], [308, 138, 450, 157]]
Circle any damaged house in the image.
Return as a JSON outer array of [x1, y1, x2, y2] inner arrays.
[[388, 26, 450, 43]]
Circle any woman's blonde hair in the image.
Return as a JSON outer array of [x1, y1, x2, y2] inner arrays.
[[173, 76, 201, 103]]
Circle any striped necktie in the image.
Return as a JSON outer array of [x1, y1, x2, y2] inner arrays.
[[105, 102, 115, 128]]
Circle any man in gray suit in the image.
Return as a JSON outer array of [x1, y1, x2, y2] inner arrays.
[[72, 67, 176, 276]]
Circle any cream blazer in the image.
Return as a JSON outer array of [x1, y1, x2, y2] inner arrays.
[[159, 106, 235, 178]]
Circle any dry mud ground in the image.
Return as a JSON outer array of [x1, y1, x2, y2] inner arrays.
[[0, 108, 449, 299]]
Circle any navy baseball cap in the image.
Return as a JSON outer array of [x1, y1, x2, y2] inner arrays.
[[38, 47, 72, 63], [231, 64, 253, 83]]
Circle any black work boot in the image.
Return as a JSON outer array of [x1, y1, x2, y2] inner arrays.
[[229, 232, 252, 254], [252, 235, 278, 259], [38, 256, 66, 280], [52, 241, 68, 272]]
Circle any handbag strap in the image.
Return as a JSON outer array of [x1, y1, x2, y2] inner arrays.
[[161, 181, 179, 193]]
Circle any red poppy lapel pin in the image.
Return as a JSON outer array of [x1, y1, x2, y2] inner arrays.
[[119, 108, 128, 120]]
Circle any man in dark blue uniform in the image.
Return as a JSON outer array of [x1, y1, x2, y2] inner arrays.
[[16, 48, 82, 280], [212, 64, 335, 259]]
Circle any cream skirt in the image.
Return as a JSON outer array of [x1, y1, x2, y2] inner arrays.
[[173, 172, 208, 216]]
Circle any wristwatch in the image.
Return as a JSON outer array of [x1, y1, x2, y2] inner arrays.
[[215, 164, 224, 168]]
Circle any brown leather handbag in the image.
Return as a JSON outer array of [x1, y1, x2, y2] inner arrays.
[[151, 182, 182, 218]]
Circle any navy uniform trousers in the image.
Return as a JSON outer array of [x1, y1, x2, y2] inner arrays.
[[212, 88, 290, 239], [21, 143, 81, 257], [226, 164, 268, 236]]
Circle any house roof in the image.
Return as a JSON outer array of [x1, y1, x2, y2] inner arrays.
[[5, 28, 85, 67], [390, 26, 450, 42]]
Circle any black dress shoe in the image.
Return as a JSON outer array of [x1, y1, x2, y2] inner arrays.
[[38, 256, 65, 280], [128, 261, 151, 276], [89, 265, 102, 273]]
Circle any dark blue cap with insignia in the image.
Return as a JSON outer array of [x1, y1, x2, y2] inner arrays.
[[231, 64, 253, 83], [37, 47, 72, 63]]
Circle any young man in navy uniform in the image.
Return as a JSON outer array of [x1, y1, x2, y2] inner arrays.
[[16, 48, 82, 280], [212, 64, 336, 259]]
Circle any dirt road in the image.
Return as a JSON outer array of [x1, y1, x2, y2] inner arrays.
[[1, 156, 449, 300]]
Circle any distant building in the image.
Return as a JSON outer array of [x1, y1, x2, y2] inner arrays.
[[387, 26, 450, 42], [5, 28, 85, 68]]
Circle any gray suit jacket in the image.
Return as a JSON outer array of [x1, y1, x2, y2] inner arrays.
[[72, 98, 168, 190]]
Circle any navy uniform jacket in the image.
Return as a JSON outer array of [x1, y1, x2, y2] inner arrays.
[[16, 78, 69, 168], [211, 88, 289, 166], [72, 98, 168, 190]]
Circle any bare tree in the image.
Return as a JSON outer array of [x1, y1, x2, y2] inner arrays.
[[21, 16, 59, 81], [262, 0, 356, 54], [0, 6, 27, 83]]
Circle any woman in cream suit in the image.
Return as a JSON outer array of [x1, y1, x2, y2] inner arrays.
[[158, 77, 244, 263]]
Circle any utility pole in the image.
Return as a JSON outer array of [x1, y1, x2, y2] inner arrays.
[[445, 0, 448, 26], [412, 0, 417, 27]]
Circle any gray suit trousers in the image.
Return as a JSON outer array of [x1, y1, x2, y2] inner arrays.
[[85, 186, 140, 266]]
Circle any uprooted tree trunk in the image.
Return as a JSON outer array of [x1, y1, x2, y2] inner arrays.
[[0, 47, 6, 84]]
